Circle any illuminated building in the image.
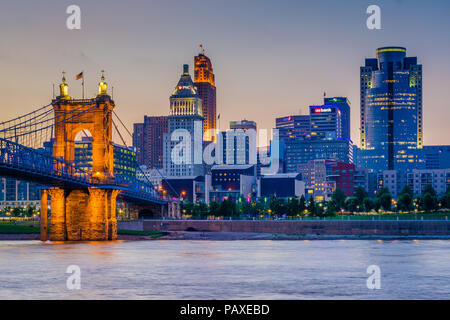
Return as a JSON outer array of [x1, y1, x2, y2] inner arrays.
[[164, 64, 204, 177], [218, 120, 257, 165], [309, 105, 344, 140], [324, 97, 351, 140], [133, 116, 168, 168], [422, 145, 450, 170], [73, 137, 137, 182], [360, 47, 423, 171], [194, 52, 216, 141], [0, 177, 40, 209], [284, 139, 353, 173], [276, 115, 311, 141]]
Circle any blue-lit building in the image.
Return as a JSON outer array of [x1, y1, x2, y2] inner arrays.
[[422, 145, 450, 170], [310, 104, 344, 140], [284, 139, 353, 173], [276, 115, 310, 141], [359, 47, 423, 172], [0, 177, 40, 208], [324, 97, 351, 141], [74, 137, 137, 182]]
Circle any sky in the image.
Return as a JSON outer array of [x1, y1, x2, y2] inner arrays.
[[1, 0, 450, 147]]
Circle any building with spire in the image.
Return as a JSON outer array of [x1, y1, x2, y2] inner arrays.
[[194, 48, 216, 142], [164, 64, 204, 177]]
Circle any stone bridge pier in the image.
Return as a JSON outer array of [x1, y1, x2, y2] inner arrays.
[[44, 187, 120, 241]]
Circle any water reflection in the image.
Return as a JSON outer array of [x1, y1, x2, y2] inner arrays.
[[0, 240, 448, 300]]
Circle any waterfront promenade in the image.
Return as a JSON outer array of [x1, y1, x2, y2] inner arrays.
[[116, 219, 450, 237]]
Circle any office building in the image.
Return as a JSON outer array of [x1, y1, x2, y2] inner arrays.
[[360, 46, 423, 172], [422, 145, 450, 170], [258, 173, 305, 199], [0, 178, 40, 209], [74, 137, 137, 182], [208, 164, 257, 202], [324, 97, 351, 140], [309, 104, 344, 140], [132, 116, 168, 169], [407, 169, 450, 197], [164, 64, 204, 177], [194, 52, 216, 142], [275, 115, 311, 141], [284, 139, 353, 173]]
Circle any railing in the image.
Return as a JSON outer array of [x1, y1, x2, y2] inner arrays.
[[0, 138, 90, 184], [0, 138, 166, 203]]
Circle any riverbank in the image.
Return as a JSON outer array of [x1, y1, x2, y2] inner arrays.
[[1, 231, 450, 241]]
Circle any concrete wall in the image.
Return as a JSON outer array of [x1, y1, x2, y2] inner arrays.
[[118, 220, 144, 231], [143, 220, 450, 236]]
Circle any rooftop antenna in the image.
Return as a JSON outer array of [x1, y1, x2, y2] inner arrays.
[[199, 44, 205, 55]]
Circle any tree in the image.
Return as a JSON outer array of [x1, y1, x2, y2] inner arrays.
[[209, 201, 220, 217], [332, 188, 347, 210], [345, 197, 358, 213], [397, 192, 413, 212], [299, 195, 306, 213], [421, 185, 438, 212], [422, 185, 437, 198], [422, 192, 438, 212], [307, 197, 316, 215], [219, 196, 238, 217], [363, 197, 374, 212], [325, 200, 338, 217], [439, 190, 450, 209], [380, 192, 392, 211], [269, 195, 285, 216], [354, 186, 368, 210], [286, 198, 300, 217]]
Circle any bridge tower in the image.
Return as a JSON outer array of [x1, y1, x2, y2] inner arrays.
[[44, 72, 120, 241]]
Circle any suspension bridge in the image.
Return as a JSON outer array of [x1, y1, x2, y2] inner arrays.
[[0, 72, 178, 241]]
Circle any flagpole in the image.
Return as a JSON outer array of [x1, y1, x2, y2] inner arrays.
[[82, 78, 85, 99]]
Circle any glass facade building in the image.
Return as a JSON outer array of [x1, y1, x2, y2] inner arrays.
[[275, 115, 311, 141], [360, 47, 423, 172]]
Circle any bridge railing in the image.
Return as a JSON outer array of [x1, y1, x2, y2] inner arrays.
[[0, 138, 90, 184]]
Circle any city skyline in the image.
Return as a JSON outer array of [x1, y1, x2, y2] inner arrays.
[[1, 1, 450, 148]]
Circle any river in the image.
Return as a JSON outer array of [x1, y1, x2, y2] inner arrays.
[[0, 240, 449, 299]]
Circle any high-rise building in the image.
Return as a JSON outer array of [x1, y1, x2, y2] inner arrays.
[[324, 97, 351, 141], [360, 46, 423, 172], [284, 139, 353, 173], [133, 116, 168, 168], [218, 120, 257, 165], [309, 104, 344, 140], [74, 137, 137, 182], [164, 64, 204, 177], [194, 52, 216, 141], [422, 145, 450, 170], [275, 115, 311, 141]]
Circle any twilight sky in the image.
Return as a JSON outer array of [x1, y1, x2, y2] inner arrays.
[[1, 0, 450, 147]]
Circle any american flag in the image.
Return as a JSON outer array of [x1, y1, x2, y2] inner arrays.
[[76, 72, 84, 80]]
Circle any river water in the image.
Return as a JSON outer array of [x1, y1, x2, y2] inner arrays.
[[0, 240, 448, 299]]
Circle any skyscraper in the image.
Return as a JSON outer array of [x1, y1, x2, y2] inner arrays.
[[194, 51, 216, 141], [275, 115, 311, 141], [324, 97, 351, 141], [360, 47, 423, 172], [133, 116, 168, 168], [164, 64, 204, 177], [309, 105, 343, 140]]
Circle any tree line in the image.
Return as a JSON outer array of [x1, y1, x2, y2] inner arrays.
[[180, 185, 450, 218]]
